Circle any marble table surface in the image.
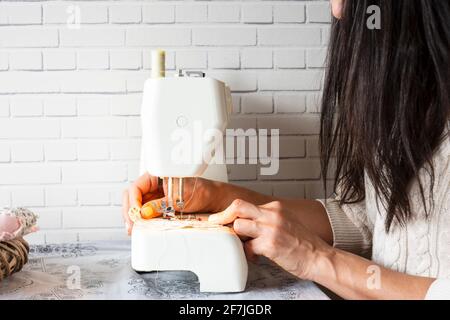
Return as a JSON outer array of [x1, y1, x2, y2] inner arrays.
[[0, 240, 329, 300]]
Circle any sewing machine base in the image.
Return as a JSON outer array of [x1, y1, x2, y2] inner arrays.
[[131, 218, 248, 293]]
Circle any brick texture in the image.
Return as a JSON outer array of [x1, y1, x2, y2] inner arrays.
[[0, 0, 330, 244]]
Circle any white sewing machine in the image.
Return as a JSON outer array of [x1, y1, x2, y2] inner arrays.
[[131, 50, 248, 293]]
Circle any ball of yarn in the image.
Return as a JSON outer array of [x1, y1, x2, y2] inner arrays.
[[0, 238, 29, 281]]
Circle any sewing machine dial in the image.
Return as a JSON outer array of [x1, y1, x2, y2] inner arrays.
[[176, 115, 188, 128]]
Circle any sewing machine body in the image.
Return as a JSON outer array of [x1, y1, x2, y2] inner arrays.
[[131, 218, 248, 293], [133, 70, 248, 292], [140, 75, 232, 179]]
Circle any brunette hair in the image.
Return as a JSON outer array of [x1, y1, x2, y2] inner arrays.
[[320, 0, 450, 231]]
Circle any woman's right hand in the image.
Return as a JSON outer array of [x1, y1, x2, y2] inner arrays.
[[122, 172, 228, 235]]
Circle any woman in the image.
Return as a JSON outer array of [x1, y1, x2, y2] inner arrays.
[[123, 0, 449, 299]]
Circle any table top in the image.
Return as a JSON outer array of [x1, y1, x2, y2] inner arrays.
[[0, 240, 329, 300]]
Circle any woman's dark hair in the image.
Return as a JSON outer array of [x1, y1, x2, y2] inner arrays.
[[320, 0, 450, 231]]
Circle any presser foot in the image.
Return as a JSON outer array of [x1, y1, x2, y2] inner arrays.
[[158, 199, 191, 220], [160, 201, 176, 219]]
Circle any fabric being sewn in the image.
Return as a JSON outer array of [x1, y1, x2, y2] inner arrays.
[[135, 218, 222, 231]]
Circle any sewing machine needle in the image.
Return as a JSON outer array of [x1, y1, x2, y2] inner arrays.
[[178, 177, 184, 219], [167, 177, 174, 218]]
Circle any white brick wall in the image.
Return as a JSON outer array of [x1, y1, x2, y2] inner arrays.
[[0, 0, 331, 244]]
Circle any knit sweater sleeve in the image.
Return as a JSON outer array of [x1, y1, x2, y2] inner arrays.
[[317, 195, 373, 257], [425, 142, 450, 300]]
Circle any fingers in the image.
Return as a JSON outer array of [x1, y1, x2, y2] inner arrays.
[[123, 173, 160, 234], [122, 189, 132, 235], [331, 0, 344, 19], [129, 173, 159, 209], [233, 218, 260, 239], [142, 192, 163, 204], [243, 241, 257, 262], [243, 238, 265, 261], [140, 198, 164, 219], [258, 200, 282, 211], [208, 199, 261, 225]]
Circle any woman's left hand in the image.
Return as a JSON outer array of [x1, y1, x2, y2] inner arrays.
[[208, 199, 334, 281]]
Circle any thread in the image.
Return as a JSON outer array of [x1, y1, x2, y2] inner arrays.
[[151, 49, 165, 78]]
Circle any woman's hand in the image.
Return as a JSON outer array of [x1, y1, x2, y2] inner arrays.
[[122, 173, 226, 235], [209, 199, 334, 281], [209, 199, 437, 300]]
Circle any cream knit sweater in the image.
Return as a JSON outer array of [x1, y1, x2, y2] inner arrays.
[[319, 134, 450, 300]]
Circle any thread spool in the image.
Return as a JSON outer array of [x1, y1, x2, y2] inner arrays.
[[151, 49, 165, 78]]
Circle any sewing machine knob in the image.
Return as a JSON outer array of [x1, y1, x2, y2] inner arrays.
[[176, 115, 188, 128]]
